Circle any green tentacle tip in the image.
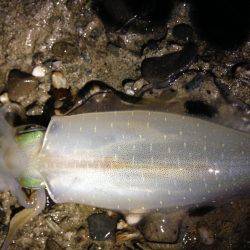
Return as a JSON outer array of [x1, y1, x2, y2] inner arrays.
[[19, 176, 43, 189], [15, 131, 44, 147]]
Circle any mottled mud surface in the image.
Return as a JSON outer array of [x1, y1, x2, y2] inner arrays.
[[0, 0, 250, 249]]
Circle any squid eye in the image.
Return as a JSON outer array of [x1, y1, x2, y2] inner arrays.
[[19, 176, 43, 189], [15, 130, 45, 147]]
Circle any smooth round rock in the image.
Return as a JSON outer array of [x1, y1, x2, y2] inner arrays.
[[7, 69, 39, 107], [91, 0, 174, 33], [141, 43, 197, 88], [52, 71, 68, 89], [32, 65, 46, 78], [87, 212, 118, 241]]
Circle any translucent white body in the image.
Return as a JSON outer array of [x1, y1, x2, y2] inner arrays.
[[36, 111, 250, 212]]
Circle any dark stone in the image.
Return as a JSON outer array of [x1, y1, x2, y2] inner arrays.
[[139, 212, 182, 243], [141, 43, 197, 88], [52, 41, 79, 62], [172, 23, 193, 41], [7, 69, 39, 107], [91, 0, 174, 33], [87, 212, 118, 241], [185, 100, 218, 118]]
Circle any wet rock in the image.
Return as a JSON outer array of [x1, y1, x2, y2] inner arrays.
[[87, 212, 118, 241], [139, 212, 182, 243], [91, 0, 174, 33], [52, 41, 79, 62], [141, 43, 197, 88], [172, 23, 193, 42], [0, 93, 9, 104], [123, 80, 135, 96], [32, 65, 47, 78], [52, 71, 68, 89], [7, 69, 39, 107]]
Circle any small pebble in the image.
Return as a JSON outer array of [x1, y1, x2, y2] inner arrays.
[[123, 80, 135, 96], [133, 78, 147, 92], [52, 61, 63, 70], [52, 71, 68, 89], [0, 93, 9, 104], [87, 212, 118, 241], [32, 65, 46, 78]]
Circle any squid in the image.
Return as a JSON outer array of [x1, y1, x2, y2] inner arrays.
[[0, 110, 249, 248]]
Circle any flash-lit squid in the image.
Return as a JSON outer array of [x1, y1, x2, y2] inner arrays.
[[0, 110, 249, 249]]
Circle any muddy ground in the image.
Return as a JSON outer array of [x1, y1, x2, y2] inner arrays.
[[0, 0, 249, 249]]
